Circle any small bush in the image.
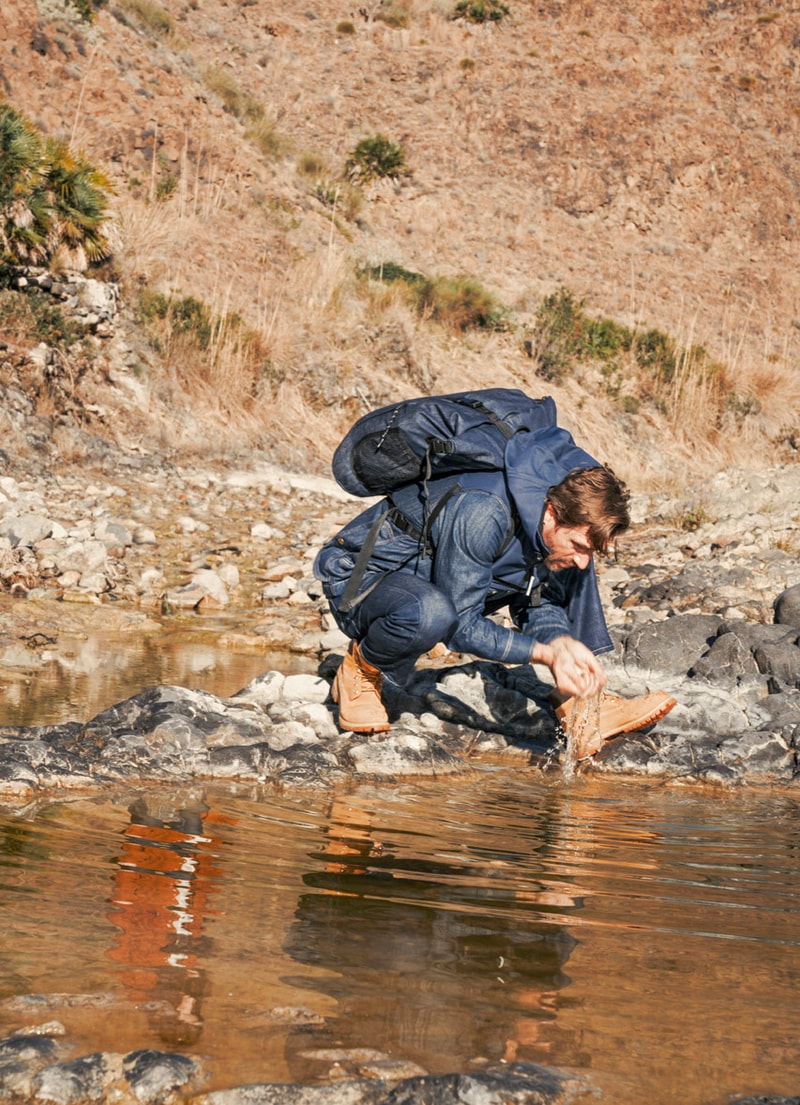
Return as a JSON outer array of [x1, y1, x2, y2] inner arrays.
[[376, 5, 410, 28], [155, 173, 178, 201], [415, 275, 508, 331], [534, 287, 637, 383], [117, 0, 174, 35], [533, 288, 591, 381], [363, 264, 507, 331], [246, 117, 292, 160], [136, 287, 273, 406], [345, 134, 407, 184], [0, 287, 85, 347], [66, 0, 108, 21], [336, 20, 356, 33], [676, 505, 713, 532], [202, 65, 263, 122], [138, 291, 213, 348], [633, 327, 677, 380], [453, 0, 510, 23]]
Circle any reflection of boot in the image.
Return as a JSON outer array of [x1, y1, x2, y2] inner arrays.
[[331, 641, 390, 733], [556, 690, 677, 759]]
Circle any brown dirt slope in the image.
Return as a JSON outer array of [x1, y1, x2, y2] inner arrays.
[[0, 0, 798, 486]]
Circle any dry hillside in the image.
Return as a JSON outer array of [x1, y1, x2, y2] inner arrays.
[[1, 0, 798, 489]]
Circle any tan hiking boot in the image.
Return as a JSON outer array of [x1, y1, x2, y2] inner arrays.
[[331, 641, 391, 734], [556, 690, 677, 760]]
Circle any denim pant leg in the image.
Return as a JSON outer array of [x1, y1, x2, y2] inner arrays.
[[342, 572, 458, 687]]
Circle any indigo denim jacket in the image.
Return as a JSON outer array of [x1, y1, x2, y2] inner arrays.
[[315, 423, 613, 664]]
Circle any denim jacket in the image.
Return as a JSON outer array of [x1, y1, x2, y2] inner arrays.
[[314, 425, 612, 662]]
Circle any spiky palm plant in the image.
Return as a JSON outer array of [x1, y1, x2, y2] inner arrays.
[[43, 139, 112, 262], [0, 102, 111, 269], [0, 103, 49, 262]]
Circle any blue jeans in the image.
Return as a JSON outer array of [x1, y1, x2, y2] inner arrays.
[[336, 572, 459, 687]]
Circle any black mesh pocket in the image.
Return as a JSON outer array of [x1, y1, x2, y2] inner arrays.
[[352, 429, 421, 494]]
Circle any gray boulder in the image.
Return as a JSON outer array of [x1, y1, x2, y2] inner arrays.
[[775, 583, 800, 628]]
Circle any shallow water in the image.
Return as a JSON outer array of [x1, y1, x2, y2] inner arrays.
[[1, 774, 799, 1103], [0, 622, 315, 728]]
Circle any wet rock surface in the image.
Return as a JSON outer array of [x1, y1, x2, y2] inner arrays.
[[0, 1022, 594, 1105], [0, 456, 799, 796], [1, 1022, 797, 1105]]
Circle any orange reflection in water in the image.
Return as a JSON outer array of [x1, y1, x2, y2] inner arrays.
[[106, 797, 235, 1048]]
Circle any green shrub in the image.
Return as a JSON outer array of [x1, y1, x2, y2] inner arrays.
[[155, 173, 178, 201], [533, 288, 588, 380], [0, 102, 111, 269], [0, 287, 84, 347], [138, 291, 213, 348], [345, 134, 407, 184], [363, 263, 507, 331], [336, 20, 356, 33], [361, 261, 424, 286], [66, 0, 108, 21], [415, 275, 507, 331], [633, 327, 677, 380], [534, 287, 635, 382], [453, 0, 510, 23], [676, 505, 713, 532]]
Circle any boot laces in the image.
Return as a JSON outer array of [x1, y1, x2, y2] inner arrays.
[[355, 664, 382, 698]]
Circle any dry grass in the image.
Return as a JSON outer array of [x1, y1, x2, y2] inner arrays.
[[62, 0, 797, 483]]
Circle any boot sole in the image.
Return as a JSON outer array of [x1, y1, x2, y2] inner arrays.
[[598, 695, 677, 741]]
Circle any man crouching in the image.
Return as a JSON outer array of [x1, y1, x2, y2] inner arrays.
[[314, 415, 675, 759]]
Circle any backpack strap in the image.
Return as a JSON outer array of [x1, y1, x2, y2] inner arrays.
[[337, 483, 462, 615], [338, 507, 390, 614], [451, 395, 518, 440]]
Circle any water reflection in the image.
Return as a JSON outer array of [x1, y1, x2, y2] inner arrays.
[[0, 779, 799, 1105], [280, 793, 583, 1077], [106, 795, 235, 1047], [0, 621, 313, 728]]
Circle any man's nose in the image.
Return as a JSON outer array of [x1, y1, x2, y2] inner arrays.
[[573, 551, 591, 570]]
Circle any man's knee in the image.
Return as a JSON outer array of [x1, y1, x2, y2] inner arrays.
[[416, 591, 458, 645]]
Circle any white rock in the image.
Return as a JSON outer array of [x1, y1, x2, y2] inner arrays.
[[232, 671, 285, 708], [191, 569, 229, 604], [250, 522, 274, 539], [133, 525, 158, 545], [281, 673, 330, 703], [217, 563, 240, 589]]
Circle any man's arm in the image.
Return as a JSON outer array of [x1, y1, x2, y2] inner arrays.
[[430, 490, 537, 665], [432, 491, 607, 697]]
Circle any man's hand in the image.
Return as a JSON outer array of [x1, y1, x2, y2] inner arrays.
[[530, 635, 607, 699]]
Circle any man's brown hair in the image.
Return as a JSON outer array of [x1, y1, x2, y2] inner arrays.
[[546, 466, 630, 554]]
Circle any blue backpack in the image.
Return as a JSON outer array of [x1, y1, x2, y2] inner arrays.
[[332, 388, 557, 497]]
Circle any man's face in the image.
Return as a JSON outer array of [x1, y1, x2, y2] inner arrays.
[[540, 504, 595, 571]]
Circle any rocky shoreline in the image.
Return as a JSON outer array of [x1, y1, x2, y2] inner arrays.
[[0, 453, 798, 801]]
